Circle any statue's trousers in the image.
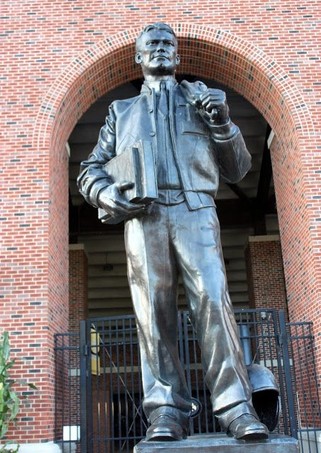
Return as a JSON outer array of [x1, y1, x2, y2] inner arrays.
[[125, 201, 252, 419]]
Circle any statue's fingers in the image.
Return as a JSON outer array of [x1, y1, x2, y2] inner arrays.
[[201, 97, 223, 111], [204, 100, 217, 111], [114, 197, 146, 212], [116, 181, 135, 192], [200, 90, 224, 102]]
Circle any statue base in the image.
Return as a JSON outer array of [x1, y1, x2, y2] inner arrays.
[[134, 434, 299, 453]]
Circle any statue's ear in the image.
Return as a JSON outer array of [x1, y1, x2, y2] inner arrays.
[[135, 52, 142, 64], [176, 54, 181, 66]]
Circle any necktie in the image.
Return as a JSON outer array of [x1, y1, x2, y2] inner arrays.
[[157, 81, 168, 117]]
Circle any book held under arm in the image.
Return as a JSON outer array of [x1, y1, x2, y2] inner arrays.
[[98, 140, 158, 224]]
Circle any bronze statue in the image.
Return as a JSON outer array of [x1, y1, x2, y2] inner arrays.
[[78, 23, 269, 442]]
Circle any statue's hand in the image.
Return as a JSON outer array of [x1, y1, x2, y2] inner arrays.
[[198, 89, 230, 125], [98, 182, 148, 220]]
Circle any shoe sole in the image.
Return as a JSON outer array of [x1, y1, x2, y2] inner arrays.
[[146, 432, 184, 442], [148, 435, 179, 441], [237, 430, 269, 441]]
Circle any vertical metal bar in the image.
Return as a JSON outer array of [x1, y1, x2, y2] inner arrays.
[[102, 320, 107, 453], [129, 317, 136, 442], [182, 313, 194, 434], [116, 319, 121, 453], [265, 312, 272, 367], [177, 311, 185, 380], [291, 323, 308, 452], [122, 317, 129, 452], [301, 323, 319, 438], [80, 320, 88, 453], [108, 319, 115, 453], [76, 332, 81, 453], [54, 334, 60, 445], [278, 310, 298, 438], [266, 310, 287, 435], [61, 335, 66, 449], [87, 322, 94, 453], [54, 335, 58, 443], [63, 335, 67, 452], [67, 334, 72, 453], [92, 322, 100, 453], [136, 322, 144, 439], [239, 324, 252, 366], [191, 319, 201, 434], [305, 322, 321, 453]]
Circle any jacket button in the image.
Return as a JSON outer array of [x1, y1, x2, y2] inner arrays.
[[149, 109, 153, 113], [149, 132, 155, 137]]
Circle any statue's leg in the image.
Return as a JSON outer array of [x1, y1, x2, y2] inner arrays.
[[172, 203, 268, 439], [172, 205, 252, 408], [124, 204, 192, 423]]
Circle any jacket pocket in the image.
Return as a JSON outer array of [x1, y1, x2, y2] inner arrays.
[[177, 104, 209, 136]]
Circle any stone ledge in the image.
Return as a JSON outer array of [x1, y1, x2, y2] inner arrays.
[[134, 434, 299, 453], [248, 235, 280, 243]]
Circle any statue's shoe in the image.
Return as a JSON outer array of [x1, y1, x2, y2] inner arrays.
[[228, 414, 269, 440], [146, 414, 187, 441]]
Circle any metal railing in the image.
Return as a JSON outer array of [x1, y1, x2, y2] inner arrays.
[[55, 332, 81, 453], [54, 309, 321, 453]]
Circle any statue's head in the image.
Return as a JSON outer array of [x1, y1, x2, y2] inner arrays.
[[135, 23, 180, 77]]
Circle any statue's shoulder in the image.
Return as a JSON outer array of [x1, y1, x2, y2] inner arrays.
[[110, 94, 141, 113]]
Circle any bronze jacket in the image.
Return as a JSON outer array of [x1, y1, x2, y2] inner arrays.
[[77, 81, 251, 210]]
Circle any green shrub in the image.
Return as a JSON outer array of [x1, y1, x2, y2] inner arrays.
[[0, 332, 20, 453]]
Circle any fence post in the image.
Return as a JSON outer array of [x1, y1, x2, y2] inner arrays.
[[278, 310, 298, 438], [80, 320, 88, 453]]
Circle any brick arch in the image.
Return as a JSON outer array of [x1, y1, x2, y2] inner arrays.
[[34, 23, 317, 325], [34, 24, 312, 153]]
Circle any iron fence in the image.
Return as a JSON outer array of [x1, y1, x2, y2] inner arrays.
[[287, 318, 321, 453], [54, 309, 321, 453], [55, 332, 81, 453]]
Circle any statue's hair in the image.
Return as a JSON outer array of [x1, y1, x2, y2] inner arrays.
[[136, 23, 177, 51]]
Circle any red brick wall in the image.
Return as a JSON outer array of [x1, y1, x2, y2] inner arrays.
[[69, 245, 88, 332], [1, 0, 321, 443], [245, 235, 287, 314]]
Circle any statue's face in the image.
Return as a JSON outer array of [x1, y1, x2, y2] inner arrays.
[[135, 29, 180, 77]]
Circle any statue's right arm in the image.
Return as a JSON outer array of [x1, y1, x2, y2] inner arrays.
[[77, 104, 116, 208], [77, 104, 146, 218]]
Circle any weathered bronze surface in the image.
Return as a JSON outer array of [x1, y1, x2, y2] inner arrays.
[[78, 23, 270, 441]]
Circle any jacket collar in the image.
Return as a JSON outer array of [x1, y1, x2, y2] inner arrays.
[[141, 79, 178, 94]]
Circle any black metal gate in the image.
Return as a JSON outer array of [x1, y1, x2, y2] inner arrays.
[[54, 309, 321, 453]]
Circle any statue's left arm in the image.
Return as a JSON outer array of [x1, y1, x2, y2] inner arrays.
[[199, 88, 252, 183], [180, 80, 251, 183]]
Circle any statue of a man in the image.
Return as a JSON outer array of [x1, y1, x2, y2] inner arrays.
[[78, 22, 269, 442]]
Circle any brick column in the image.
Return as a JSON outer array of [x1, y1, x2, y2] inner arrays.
[[245, 235, 287, 314], [69, 244, 88, 332], [55, 245, 88, 453]]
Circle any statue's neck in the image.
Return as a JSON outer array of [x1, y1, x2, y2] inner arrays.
[[144, 74, 176, 83], [143, 75, 177, 91]]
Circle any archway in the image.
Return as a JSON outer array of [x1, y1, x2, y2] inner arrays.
[[34, 23, 316, 328]]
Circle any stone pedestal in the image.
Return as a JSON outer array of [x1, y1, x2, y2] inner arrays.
[[1, 443, 62, 452], [134, 434, 299, 453]]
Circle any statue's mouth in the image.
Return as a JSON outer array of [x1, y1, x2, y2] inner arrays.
[[153, 55, 169, 61]]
